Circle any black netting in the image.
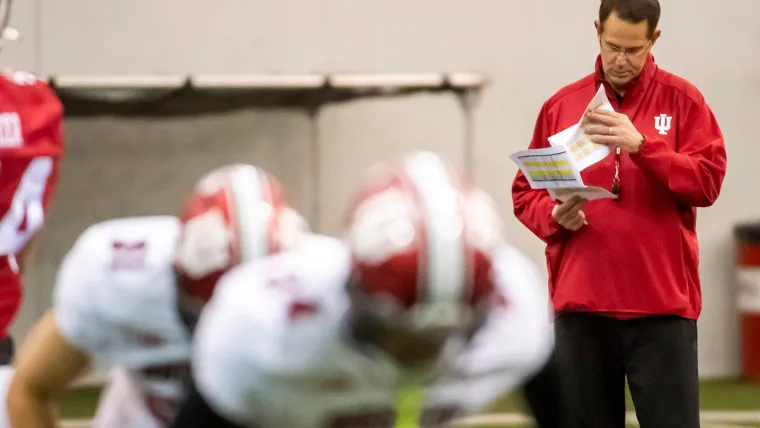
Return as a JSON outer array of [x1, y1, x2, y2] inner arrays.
[[51, 78, 471, 118]]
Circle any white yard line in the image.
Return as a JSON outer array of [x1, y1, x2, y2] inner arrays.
[[457, 411, 760, 426], [701, 411, 760, 421], [456, 413, 533, 425], [60, 421, 92, 428], [702, 424, 752, 428]]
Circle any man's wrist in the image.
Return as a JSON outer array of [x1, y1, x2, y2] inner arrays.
[[633, 134, 645, 153]]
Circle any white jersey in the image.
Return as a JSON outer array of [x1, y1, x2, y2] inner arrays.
[[53, 216, 191, 425], [192, 235, 554, 428]]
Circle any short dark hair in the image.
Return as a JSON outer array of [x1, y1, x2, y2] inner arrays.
[[599, 0, 661, 38]]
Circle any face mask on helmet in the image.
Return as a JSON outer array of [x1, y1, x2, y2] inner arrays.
[[346, 278, 490, 374], [345, 151, 505, 370], [174, 164, 309, 329]]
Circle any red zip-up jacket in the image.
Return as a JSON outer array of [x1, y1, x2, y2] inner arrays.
[[512, 55, 727, 320]]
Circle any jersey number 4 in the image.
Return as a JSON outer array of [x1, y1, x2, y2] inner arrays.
[[0, 157, 53, 255]]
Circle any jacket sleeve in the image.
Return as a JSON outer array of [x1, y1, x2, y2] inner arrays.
[[511, 102, 570, 244], [629, 96, 727, 207]]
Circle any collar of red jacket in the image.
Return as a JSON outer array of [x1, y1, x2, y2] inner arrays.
[[594, 53, 657, 105]]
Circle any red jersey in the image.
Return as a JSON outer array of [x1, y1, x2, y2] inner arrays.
[[0, 69, 63, 336], [512, 55, 727, 320]]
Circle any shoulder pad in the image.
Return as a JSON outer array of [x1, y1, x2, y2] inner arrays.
[[0, 69, 56, 99], [0, 69, 62, 156], [59, 216, 180, 294], [54, 216, 181, 353], [201, 236, 350, 371], [0, 69, 41, 85]]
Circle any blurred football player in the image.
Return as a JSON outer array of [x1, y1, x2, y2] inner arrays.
[[6, 164, 309, 428], [0, 0, 64, 364], [169, 152, 555, 428]]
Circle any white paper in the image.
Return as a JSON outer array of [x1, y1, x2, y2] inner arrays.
[[510, 85, 619, 203], [509, 145, 585, 189], [548, 84, 614, 171], [547, 186, 616, 202], [547, 125, 578, 148], [509, 145, 616, 201]]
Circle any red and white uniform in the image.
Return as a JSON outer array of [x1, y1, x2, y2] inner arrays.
[[191, 152, 554, 428], [0, 69, 63, 337], [55, 216, 189, 428], [55, 165, 308, 428], [192, 235, 553, 428]]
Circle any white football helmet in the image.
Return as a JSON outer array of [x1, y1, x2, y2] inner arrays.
[[345, 152, 505, 349], [174, 164, 309, 305]]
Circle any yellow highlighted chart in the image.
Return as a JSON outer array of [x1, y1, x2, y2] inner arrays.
[[509, 84, 617, 202], [509, 145, 584, 189], [509, 144, 615, 202]]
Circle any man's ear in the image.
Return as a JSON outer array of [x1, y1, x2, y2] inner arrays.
[[650, 28, 662, 47], [594, 19, 602, 37]]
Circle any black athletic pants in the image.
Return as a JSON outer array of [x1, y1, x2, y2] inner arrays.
[[554, 312, 700, 428]]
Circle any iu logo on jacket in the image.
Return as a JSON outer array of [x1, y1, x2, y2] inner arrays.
[[654, 113, 672, 135]]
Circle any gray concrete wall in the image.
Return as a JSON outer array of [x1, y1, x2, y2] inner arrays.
[[5, 0, 757, 377]]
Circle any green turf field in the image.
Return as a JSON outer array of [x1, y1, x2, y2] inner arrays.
[[59, 378, 760, 427]]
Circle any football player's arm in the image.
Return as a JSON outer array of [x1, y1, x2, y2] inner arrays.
[[431, 247, 555, 413], [184, 303, 265, 427], [9, 229, 101, 428], [15, 86, 63, 278], [15, 233, 38, 277], [179, 271, 283, 428], [8, 312, 91, 428], [15, 159, 59, 277]]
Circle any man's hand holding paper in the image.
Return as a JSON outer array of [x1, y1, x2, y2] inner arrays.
[[552, 195, 588, 231], [584, 108, 645, 153], [550, 84, 615, 169], [510, 84, 617, 205]]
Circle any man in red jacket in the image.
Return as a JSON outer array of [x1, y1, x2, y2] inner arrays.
[[512, 0, 727, 427], [0, 0, 64, 364]]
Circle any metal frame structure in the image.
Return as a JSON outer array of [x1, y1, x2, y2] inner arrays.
[[47, 72, 488, 232]]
